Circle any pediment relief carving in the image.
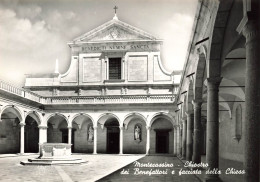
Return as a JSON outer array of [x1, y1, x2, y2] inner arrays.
[[83, 26, 147, 41], [73, 19, 157, 43]]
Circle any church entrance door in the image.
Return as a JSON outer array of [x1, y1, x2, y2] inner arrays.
[[156, 130, 169, 153]]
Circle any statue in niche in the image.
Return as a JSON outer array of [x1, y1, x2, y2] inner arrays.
[[88, 125, 94, 142], [134, 125, 141, 142]]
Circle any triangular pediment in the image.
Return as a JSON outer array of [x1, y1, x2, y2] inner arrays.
[[73, 19, 157, 42]]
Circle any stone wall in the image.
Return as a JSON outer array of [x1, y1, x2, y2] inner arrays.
[[123, 119, 146, 154], [74, 120, 93, 153], [219, 103, 245, 162]]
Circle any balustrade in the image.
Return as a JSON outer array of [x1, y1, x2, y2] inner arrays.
[[0, 80, 175, 104]]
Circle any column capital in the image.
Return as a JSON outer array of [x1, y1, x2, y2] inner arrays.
[[93, 126, 97, 130], [68, 126, 73, 129], [237, 13, 259, 42], [119, 126, 124, 130], [185, 112, 194, 117], [146, 126, 151, 130], [206, 77, 222, 85], [38, 126, 48, 129], [192, 99, 203, 108], [181, 116, 187, 121], [206, 77, 222, 90], [19, 123, 25, 127], [181, 119, 187, 125]]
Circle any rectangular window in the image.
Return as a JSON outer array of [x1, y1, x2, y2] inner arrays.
[[109, 57, 121, 80]]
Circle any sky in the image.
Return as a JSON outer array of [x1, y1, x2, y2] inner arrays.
[[0, 0, 197, 86]]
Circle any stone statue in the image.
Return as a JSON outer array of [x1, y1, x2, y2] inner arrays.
[[134, 125, 141, 141], [88, 125, 94, 142]]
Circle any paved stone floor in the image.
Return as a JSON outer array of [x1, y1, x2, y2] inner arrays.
[[98, 155, 201, 182], [179, 155, 244, 182], [0, 154, 143, 182], [0, 154, 244, 182]]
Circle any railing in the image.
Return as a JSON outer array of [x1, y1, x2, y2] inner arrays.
[[0, 79, 175, 105], [0, 79, 42, 103], [45, 94, 174, 104]]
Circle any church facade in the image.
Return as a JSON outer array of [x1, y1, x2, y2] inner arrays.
[[0, 14, 180, 155]]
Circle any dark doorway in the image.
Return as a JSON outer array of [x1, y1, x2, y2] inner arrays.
[[61, 129, 75, 152], [62, 130, 68, 143], [105, 119, 120, 154], [25, 117, 39, 153], [156, 130, 169, 153], [107, 127, 120, 153]]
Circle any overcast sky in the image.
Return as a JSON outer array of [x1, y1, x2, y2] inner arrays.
[[0, 0, 197, 86]]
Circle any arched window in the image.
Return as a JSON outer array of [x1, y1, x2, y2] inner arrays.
[[234, 105, 242, 141]]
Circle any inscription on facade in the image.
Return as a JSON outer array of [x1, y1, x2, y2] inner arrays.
[[81, 44, 157, 52]]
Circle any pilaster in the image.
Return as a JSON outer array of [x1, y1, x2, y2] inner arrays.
[[93, 126, 97, 154], [146, 126, 151, 155], [119, 126, 123, 154], [20, 123, 25, 154]]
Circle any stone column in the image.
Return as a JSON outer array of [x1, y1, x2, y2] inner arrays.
[[119, 126, 123, 154], [192, 99, 203, 164], [68, 126, 72, 144], [38, 126, 47, 144], [177, 126, 182, 157], [173, 127, 177, 156], [205, 77, 222, 181], [93, 126, 97, 154], [146, 126, 151, 155], [186, 112, 193, 161], [238, 17, 260, 182], [38, 126, 47, 155], [20, 123, 25, 154], [181, 119, 187, 159]]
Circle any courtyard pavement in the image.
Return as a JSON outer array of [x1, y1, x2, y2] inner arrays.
[[0, 154, 244, 182], [178, 155, 244, 182]]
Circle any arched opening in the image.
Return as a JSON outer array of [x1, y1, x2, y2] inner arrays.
[[0, 107, 21, 154], [97, 114, 120, 154], [123, 114, 146, 154], [150, 115, 174, 154], [72, 114, 94, 153], [47, 114, 68, 144], [24, 114, 39, 153]]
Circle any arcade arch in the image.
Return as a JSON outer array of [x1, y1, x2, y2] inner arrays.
[[47, 114, 68, 144], [150, 114, 174, 154], [24, 112, 40, 153], [0, 106, 22, 154], [123, 113, 147, 154], [97, 114, 120, 154], [72, 114, 94, 153]]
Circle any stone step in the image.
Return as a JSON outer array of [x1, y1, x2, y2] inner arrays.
[[20, 158, 87, 166], [28, 158, 83, 162]]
